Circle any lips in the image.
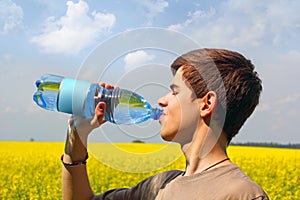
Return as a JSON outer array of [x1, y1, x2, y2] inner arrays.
[[159, 113, 166, 123]]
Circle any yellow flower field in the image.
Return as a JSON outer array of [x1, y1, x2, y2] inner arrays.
[[0, 142, 299, 199]]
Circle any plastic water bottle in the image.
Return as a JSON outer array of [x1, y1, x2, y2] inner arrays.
[[33, 74, 163, 124]]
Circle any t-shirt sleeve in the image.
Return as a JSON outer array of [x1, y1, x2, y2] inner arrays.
[[92, 170, 183, 200]]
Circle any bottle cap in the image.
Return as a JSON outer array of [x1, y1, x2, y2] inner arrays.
[[151, 107, 163, 120]]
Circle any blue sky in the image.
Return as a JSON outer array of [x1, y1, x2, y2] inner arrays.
[[0, 0, 300, 144]]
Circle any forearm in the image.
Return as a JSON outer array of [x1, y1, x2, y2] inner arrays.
[[62, 126, 94, 200], [61, 100, 107, 199]]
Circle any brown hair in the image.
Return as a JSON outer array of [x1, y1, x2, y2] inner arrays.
[[171, 48, 262, 142]]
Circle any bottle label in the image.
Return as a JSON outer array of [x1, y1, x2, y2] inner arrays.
[[57, 78, 91, 116]]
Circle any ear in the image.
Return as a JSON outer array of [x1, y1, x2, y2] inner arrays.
[[199, 91, 218, 118]]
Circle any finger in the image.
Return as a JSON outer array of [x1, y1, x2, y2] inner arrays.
[[105, 84, 114, 89], [99, 82, 105, 87], [95, 102, 107, 125], [95, 102, 105, 115]]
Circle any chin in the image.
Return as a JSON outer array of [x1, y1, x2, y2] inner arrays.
[[160, 129, 176, 142]]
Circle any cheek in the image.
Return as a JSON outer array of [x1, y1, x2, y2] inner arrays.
[[177, 99, 200, 131], [168, 99, 183, 127], [160, 102, 181, 141], [160, 94, 199, 141], [182, 101, 199, 118], [170, 102, 200, 144]]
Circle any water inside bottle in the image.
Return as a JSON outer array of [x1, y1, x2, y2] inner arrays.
[[113, 104, 151, 124], [107, 90, 162, 124]]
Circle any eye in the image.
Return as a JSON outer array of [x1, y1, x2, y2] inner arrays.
[[171, 90, 178, 95], [169, 84, 179, 96]]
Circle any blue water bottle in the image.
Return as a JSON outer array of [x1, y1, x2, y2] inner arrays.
[[33, 74, 163, 124]]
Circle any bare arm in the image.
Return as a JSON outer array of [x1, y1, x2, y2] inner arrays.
[[62, 83, 113, 200], [62, 125, 93, 200]]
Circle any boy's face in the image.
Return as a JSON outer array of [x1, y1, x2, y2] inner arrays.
[[157, 67, 200, 144]]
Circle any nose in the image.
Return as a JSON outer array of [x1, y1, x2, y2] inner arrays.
[[157, 94, 168, 107]]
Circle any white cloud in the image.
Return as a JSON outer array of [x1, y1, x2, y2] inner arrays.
[[31, 0, 116, 55], [258, 93, 300, 112], [138, 0, 169, 25], [0, 0, 23, 33], [124, 50, 155, 72], [169, 8, 216, 32], [266, 1, 300, 32], [168, 0, 300, 48], [276, 94, 300, 105], [255, 49, 300, 115]]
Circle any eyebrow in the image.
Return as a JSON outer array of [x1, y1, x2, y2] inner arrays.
[[170, 84, 180, 90]]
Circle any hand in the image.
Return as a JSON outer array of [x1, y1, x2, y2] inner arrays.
[[68, 102, 105, 138], [67, 82, 116, 138]]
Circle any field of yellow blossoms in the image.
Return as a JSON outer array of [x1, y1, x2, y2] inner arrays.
[[0, 141, 299, 199]]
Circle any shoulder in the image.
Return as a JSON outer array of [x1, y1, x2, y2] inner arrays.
[[218, 164, 269, 199], [137, 170, 183, 192], [151, 170, 184, 187]]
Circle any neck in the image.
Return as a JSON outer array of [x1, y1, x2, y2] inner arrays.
[[182, 128, 230, 176]]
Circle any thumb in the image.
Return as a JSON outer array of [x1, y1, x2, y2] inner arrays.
[[94, 102, 107, 125]]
